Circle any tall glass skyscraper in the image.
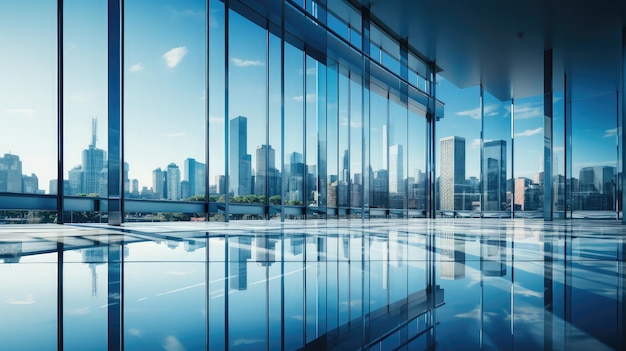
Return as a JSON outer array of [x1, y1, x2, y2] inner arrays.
[[482, 140, 507, 211]]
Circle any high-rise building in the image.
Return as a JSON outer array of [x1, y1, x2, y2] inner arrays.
[[152, 168, 166, 199], [184, 158, 206, 197], [389, 144, 403, 194], [482, 140, 507, 211], [514, 177, 532, 210], [230, 116, 252, 196], [0, 153, 22, 192], [81, 118, 107, 195], [22, 173, 39, 194], [166, 163, 181, 200], [255, 145, 280, 197], [440, 136, 465, 211]]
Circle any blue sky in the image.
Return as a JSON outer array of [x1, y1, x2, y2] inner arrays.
[[0, 0, 619, 194]]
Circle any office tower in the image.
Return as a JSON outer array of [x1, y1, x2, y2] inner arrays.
[[166, 163, 181, 200], [184, 158, 206, 197], [440, 136, 465, 211], [230, 116, 252, 196], [482, 140, 507, 211], [68, 165, 83, 195], [130, 179, 139, 195], [0, 153, 23, 192], [341, 149, 350, 182], [180, 180, 190, 200], [22, 173, 39, 194], [514, 177, 532, 210], [578, 166, 616, 210], [255, 144, 280, 197], [123, 162, 129, 194], [152, 168, 166, 199], [372, 169, 389, 207], [215, 175, 226, 195], [287, 151, 304, 202], [99, 167, 108, 197], [82, 117, 107, 195], [389, 144, 403, 194]]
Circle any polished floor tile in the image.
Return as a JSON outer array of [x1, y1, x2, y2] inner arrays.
[[1, 219, 625, 350]]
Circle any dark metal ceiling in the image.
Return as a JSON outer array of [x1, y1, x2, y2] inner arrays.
[[360, 0, 626, 101]]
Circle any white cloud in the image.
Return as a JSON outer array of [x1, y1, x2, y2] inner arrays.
[[163, 47, 188, 68], [5, 294, 35, 305], [165, 132, 185, 138], [128, 328, 143, 337], [163, 336, 186, 351], [5, 108, 35, 120], [515, 127, 543, 137], [603, 127, 618, 138], [454, 105, 498, 120], [514, 103, 543, 119], [130, 63, 144, 73], [231, 58, 264, 67], [291, 94, 316, 103], [170, 8, 204, 20]]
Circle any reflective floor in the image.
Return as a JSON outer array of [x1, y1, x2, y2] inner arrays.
[[1, 219, 626, 350]]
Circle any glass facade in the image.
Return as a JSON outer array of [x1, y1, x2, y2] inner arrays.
[[0, 0, 624, 223]]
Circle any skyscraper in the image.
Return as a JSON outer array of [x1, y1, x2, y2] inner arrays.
[[440, 136, 465, 211], [482, 140, 507, 211], [82, 118, 107, 195], [389, 144, 403, 194], [184, 158, 206, 197], [166, 163, 181, 200], [0, 153, 22, 192], [255, 144, 280, 197], [152, 168, 166, 199], [230, 116, 252, 196]]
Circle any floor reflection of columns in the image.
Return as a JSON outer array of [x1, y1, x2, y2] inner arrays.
[[107, 242, 123, 351], [544, 236, 554, 351]]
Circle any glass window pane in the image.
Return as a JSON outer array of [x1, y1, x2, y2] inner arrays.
[[124, 0, 206, 209], [571, 94, 617, 216], [370, 84, 388, 210], [408, 101, 427, 215], [513, 95, 544, 216], [326, 62, 339, 211], [0, 1, 56, 196], [350, 73, 363, 213], [284, 43, 305, 209], [436, 78, 481, 216], [228, 10, 267, 218], [482, 91, 511, 214], [208, 0, 226, 220]]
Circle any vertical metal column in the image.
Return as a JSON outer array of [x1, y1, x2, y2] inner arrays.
[[427, 64, 437, 218], [224, 0, 230, 222], [57, 243, 64, 350], [400, 39, 409, 219], [57, 0, 65, 224], [510, 99, 515, 217], [204, 1, 211, 221], [544, 49, 554, 221], [622, 28, 626, 223], [543, 238, 554, 349], [479, 85, 485, 216], [564, 74, 571, 219], [108, 0, 124, 226], [280, 0, 285, 222], [108, 242, 123, 351], [361, 8, 371, 220]]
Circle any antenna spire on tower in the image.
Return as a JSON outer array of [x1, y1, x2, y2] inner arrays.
[[91, 117, 97, 147]]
